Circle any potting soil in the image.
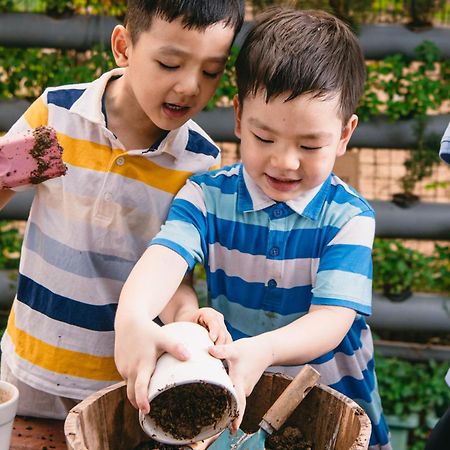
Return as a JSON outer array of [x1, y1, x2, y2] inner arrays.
[[133, 425, 313, 449], [266, 426, 313, 449], [148, 382, 230, 440]]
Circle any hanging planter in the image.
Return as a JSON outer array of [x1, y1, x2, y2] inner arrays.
[[391, 192, 420, 209]]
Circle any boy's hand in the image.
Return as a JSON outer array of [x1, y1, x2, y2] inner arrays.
[[115, 319, 190, 414], [208, 337, 272, 431], [190, 307, 232, 345]]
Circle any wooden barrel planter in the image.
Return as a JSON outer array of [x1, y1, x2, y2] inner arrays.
[[65, 373, 371, 450]]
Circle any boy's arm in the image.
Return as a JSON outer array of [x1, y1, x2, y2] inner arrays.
[[210, 304, 355, 430], [115, 244, 189, 412], [0, 189, 16, 209], [210, 211, 374, 429]]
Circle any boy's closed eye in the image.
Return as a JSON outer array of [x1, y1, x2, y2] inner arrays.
[[158, 61, 179, 70], [158, 61, 222, 79], [203, 70, 222, 79], [301, 145, 322, 150], [253, 132, 274, 144]]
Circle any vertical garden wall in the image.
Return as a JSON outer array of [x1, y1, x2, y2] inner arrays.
[[0, 2, 449, 449]]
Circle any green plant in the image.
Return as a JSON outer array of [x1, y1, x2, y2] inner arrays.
[[0, 0, 127, 16], [193, 264, 208, 307], [206, 46, 239, 110], [0, 46, 115, 100], [358, 42, 449, 200], [0, 221, 23, 270], [431, 244, 450, 294], [359, 41, 450, 122], [372, 239, 435, 300], [404, 0, 447, 29], [398, 116, 442, 197], [376, 354, 450, 450]]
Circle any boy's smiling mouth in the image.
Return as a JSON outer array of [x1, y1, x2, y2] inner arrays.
[[265, 174, 302, 192], [163, 102, 191, 118]]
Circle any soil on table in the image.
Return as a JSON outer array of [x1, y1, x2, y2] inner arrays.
[[147, 382, 231, 441], [266, 426, 313, 450]]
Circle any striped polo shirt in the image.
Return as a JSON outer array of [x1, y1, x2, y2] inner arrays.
[[152, 164, 391, 449], [440, 121, 450, 164], [1, 68, 221, 399]]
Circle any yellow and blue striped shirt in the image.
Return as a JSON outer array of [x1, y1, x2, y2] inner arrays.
[[1, 68, 220, 399]]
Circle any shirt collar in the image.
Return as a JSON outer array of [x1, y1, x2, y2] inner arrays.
[[69, 68, 190, 159], [237, 165, 330, 219]]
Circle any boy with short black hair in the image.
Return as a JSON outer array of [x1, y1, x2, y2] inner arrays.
[[0, 0, 244, 419], [116, 7, 391, 449]]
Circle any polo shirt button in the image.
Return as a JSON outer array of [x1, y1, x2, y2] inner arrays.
[[116, 157, 125, 166], [270, 247, 280, 257], [104, 192, 112, 201], [273, 208, 283, 218], [268, 279, 277, 288]]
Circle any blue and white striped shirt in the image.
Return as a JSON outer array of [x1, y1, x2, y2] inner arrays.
[[440, 121, 450, 164], [152, 163, 391, 449]]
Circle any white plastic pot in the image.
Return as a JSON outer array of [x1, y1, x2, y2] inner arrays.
[[0, 380, 19, 450], [139, 321, 239, 445]]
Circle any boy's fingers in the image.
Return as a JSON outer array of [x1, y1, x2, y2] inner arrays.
[[214, 328, 232, 345], [126, 375, 138, 410], [163, 339, 190, 361], [135, 365, 153, 414], [209, 343, 237, 361], [231, 390, 246, 433]]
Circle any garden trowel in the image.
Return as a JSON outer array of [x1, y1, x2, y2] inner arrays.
[[207, 364, 320, 450]]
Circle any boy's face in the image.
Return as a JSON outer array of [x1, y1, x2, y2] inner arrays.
[[234, 91, 358, 202], [113, 17, 235, 131]]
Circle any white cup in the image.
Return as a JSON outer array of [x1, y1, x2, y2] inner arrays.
[[139, 322, 239, 445], [0, 380, 19, 450]]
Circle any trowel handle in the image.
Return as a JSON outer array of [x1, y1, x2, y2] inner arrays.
[[260, 365, 320, 433]]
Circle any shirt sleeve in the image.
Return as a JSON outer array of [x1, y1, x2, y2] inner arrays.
[[150, 178, 207, 270], [440, 121, 450, 164], [311, 211, 375, 316]]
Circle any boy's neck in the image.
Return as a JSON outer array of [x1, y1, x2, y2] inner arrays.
[[103, 74, 167, 151]]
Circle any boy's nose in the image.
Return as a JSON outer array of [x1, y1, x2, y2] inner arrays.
[[271, 150, 300, 171], [173, 74, 200, 97]]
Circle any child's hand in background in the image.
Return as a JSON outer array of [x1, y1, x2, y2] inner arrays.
[[190, 307, 232, 345]]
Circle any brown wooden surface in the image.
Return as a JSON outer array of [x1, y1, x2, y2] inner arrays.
[[10, 416, 66, 450], [262, 365, 320, 431], [65, 375, 371, 450]]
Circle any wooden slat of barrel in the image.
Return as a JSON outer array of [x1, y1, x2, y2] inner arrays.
[[65, 375, 372, 450]]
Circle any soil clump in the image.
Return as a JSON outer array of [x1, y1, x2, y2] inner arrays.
[[148, 382, 230, 441]]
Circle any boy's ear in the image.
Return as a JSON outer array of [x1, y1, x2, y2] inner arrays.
[[233, 95, 242, 140], [337, 114, 358, 157], [111, 25, 131, 67]]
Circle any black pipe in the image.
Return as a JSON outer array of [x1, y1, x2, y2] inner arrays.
[[0, 13, 119, 50], [370, 200, 450, 240], [1, 14, 450, 58], [1, 191, 450, 241]]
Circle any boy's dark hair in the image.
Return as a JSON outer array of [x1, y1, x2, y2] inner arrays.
[[125, 0, 245, 44], [236, 8, 366, 123]]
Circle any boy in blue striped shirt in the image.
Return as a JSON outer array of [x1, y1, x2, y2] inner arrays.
[[116, 7, 391, 449]]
